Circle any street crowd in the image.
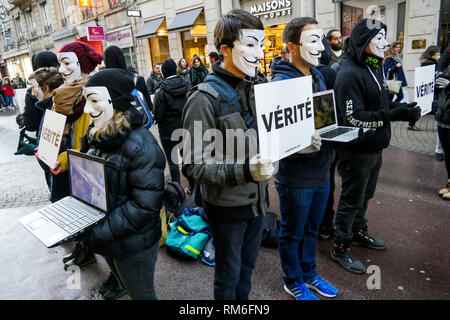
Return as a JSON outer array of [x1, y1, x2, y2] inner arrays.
[[10, 9, 450, 300]]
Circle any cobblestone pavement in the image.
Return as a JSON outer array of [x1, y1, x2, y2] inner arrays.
[[391, 115, 438, 156]]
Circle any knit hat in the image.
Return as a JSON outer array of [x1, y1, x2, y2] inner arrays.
[[161, 58, 177, 78], [84, 68, 135, 111], [104, 45, 127, 69], [59, 41, 103, 74], [32, 51, 59, 71]]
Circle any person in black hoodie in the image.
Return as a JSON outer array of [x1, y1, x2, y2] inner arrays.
[[78, 68, 166, 300], [271, 17, 338, 300], [16, 51, 59, 132], [331, 19, 421, 274], [103, 45, 153, 112], [153, 58, 191, 183]]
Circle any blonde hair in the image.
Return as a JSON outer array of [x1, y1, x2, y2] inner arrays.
[[89, 109, 130, 142], [384, 42, 402, 62]]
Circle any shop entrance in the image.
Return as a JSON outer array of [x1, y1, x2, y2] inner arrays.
[[261, 23, 286, 77]]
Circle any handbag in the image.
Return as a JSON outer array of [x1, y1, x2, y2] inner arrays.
[[386, 69, 402, 94]]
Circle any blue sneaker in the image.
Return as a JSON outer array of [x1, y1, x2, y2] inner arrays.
[[306, 275, 339, 298], [284, 282, 319, 300]]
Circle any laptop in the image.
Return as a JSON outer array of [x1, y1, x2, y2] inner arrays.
[[19, 150, 108, 248], [313, 90, 361, 143]]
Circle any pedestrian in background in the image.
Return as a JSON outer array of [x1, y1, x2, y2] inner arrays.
[[327, 29, 343, 66], [189, 56, 209, 86], [177, 57, 191, 85], [146, 62, 163, 95], [0, 77, 6, 111], [2, 77, 16, 111]]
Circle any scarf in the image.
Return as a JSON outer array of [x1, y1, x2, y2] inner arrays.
[[52, 77, 90, 120], [363, 52, 382, 70]]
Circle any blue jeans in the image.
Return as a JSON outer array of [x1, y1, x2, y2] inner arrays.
[[275, 181, 330, 285], [208, 215, 264, 300], [5, 96, 14, 107]]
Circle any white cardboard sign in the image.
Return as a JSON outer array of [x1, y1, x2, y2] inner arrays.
[[38, 110, 67, 168], [414, 64, 436, 116], [254, 76, 315, 162]]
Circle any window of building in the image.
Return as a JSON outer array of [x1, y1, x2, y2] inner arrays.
[[148, 20, 170, 65], [397, 2, 406, 43], [41, 3, 51, 32], [180, 11, 208, 65], [341, 4, 363, 37], [440, 0, 450, 50], [60, 0, 69, 26]]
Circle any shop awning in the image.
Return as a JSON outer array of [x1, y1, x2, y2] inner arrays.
[[135, 18, 165, 38], [167, 8, 203, 32]]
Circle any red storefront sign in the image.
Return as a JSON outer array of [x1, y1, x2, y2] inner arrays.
[[87, 27, 104, 41]]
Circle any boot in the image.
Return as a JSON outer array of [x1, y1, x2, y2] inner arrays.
[[103, 279, 126, 300], [64, 243, 96, 271], [330, 241, 366, 274], [62, 242, 82, 263], [99, 272, 118, 295]]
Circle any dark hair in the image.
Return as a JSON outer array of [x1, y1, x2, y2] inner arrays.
[[192, 56, 203, 65], [29, 67, 64, 91], [327, 29, 340, 41], [153, 63, 162, 68], [281, 49, 289, 55], [283, 17, 318, 44], [178, 57, 188, 71], [214, 9, 264, 52], [420, 45, 440, 61], [209, 52, 219, 60]]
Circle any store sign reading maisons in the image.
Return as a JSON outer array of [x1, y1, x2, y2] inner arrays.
[[250, 0, 292, 19]]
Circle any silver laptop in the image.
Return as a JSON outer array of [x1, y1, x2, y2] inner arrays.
[[313, 90, 360, 143], [19, 150, 108, 248]]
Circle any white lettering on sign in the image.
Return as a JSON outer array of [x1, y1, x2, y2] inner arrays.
[[250, 0, 292, 19]]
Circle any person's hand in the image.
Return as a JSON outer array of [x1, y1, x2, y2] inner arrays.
[[356, 128, 375, 143], [390, 105, 422, 122], [297, 131, 322, 154], [50, 161, 62, 175], [396, 63, 402, 68], [34, 148, 40, 161], [436, 77, 450, 89], [250, 154, 274, 182], [404, 102, 417, 109]]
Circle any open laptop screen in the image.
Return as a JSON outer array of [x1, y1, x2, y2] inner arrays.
[[313, 91, 337, 130], [68, 152, 108, 212]]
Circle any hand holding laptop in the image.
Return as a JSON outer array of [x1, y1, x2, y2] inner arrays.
[[297, 132, 322, 154]]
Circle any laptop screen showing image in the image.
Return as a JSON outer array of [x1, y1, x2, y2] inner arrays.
[[314, 92, 337, 130], [68, 153, 107, 212]]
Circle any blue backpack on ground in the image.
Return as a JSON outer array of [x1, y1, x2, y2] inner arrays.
[[165, 207, 210, 259]]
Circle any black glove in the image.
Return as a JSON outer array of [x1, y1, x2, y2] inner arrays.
[[356, 128, 375, 143], [404, 102, 418, 109], [16, 113, 25, 129], [390, 106, 422, 122]]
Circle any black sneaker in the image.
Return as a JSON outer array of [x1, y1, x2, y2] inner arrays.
[[352, 230, 387, 251], [103, 280, 126, 300], [318, 226, 333, 240], [99, 272, 118, 295], [330, 242, 366, 274]]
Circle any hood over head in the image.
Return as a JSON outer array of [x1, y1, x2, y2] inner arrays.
[[348, 19, 387, 65], [104, 45, 127, 69], [159, 76, 190, 97]]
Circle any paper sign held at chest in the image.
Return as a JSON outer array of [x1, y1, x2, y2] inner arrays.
[[38, 110, 67, 169]]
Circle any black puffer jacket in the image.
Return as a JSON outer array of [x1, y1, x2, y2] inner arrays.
[[80, 110, 166, 258], [153, 75, 190, 137], [21, 88, 42, 132]]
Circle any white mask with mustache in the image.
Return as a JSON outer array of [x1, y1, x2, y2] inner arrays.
[[83, 86, 114, 128], [232, 29, 265, 78], [299, 29, 325, 66], [369, 29, 389, 58], [58, 52, 82, 84]]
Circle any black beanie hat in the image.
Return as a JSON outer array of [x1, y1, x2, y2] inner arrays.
[[32, 51, 59, 71], [161, 58, 177, 78], [85, 68, 135, 111]]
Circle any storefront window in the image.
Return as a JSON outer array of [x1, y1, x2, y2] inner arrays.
[[122, 47, 134, 68], [181, 30, 207, 65], [148, 36, 170, 65], [341, 5, 363, 37], [261, 24, 286, 77]]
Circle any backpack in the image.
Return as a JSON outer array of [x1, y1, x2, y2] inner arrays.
[[131, 74, 153, 128], [261, 212, 280, 248], [165, 207, 210, 259]]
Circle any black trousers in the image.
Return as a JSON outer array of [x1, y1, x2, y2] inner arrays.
[[438, 125, 450, 180], [104, 242, 159, 300], [334, 151, 382, 243], [208, 215, 264, 300]]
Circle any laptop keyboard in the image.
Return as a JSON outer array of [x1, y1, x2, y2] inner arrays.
[[40, 199, 99, 235], [320, 127, 354, 139]]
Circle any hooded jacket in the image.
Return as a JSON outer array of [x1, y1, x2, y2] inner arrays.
[[153, 75, 191, 137], [334, 19, 400, 154], [271, 61, 335, 189], [146, 71, 163, 95]]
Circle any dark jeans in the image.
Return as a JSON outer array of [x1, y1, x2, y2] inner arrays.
[[208, 214, 264, 300], [275, 181, 330, 285], [319, 154, 339, 232], [334, 151, 382, 242], [160, 134, 181, 183], [104, 241, 159, 300], [50, 171, 70, 203], [438, 125, 450, 179]]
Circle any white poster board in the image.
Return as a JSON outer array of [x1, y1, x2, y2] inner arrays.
[[414, 65, 436, 116], [254, 76, 315, 162], [38, 110, 67, 168]]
